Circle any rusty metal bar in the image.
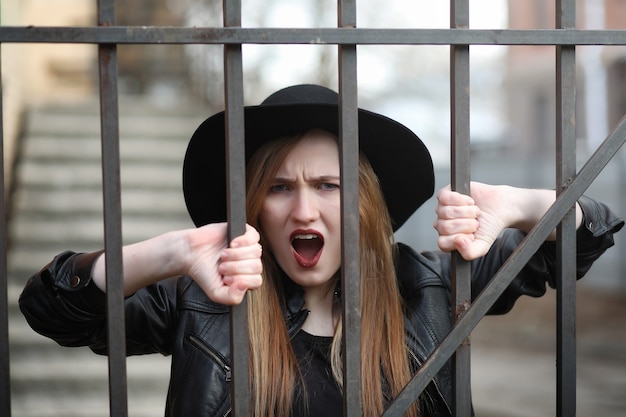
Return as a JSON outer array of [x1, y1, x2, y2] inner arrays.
[[223, 0, 250, 416], [337, 1, 362, 415], [1, 27, 626, 46], [383, 113, 626, 416], [450, 0, 472, 415], [0, 42, 12, 417], [555, 1, 577, 415], [97, 1, 128, 416]]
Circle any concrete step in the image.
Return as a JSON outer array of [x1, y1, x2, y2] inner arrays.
[[10, 340, 170, 388], [26, 107, 207, 139], [16, 160, 184, 189], [23, 136, 189, 164], [10, 215, 191, 242], [13, 188, 189, 217], [29, 94, 211, 118], [13, 376, 169, 417]]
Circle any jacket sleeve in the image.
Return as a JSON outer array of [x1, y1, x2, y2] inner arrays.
[[471, 195, 624, 314], [19, 250, 179, 356]]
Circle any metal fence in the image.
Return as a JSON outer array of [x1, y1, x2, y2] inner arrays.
[[1, 0, 626, 416]]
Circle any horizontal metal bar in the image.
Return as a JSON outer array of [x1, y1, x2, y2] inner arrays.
[[1, 27, 626, 45], [383, 112, 626, 416]]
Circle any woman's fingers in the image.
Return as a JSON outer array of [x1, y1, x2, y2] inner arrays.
[[229, 224, 261, 248], [434, 217, 480, 236], [434, 185, 493, 260], [436, 185, 475, 207], [219, 256, 263, 282], [208, 279, 255, 305], [434, 188, 480, 239], [188, 223, 263, 306]]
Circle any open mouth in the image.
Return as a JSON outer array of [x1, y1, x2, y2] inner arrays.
[[291, 232, 324, 268]]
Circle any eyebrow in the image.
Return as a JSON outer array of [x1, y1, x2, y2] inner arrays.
[[271, 175, 341, 183], [315, 175, 341, 182]]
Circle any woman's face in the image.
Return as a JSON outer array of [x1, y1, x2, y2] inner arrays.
[[259, 130, 342, 290]]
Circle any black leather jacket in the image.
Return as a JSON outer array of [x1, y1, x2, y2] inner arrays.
[[19, 196, 623, 417]]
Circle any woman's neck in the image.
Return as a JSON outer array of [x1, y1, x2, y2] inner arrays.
[[301, 285, 338, 336]]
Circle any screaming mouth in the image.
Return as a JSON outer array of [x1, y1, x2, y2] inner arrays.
[[291, 232, 324, 268]]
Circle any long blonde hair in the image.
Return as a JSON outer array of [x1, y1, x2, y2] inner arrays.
[[245, 132, 420, 417]]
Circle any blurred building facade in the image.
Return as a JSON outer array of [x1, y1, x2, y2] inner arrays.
[[501, 0, 626, 292], [1, 0, 190, 185], [2, 0, 96, 185], [506, 0, 626, 153], [5, 1, 626, 153]]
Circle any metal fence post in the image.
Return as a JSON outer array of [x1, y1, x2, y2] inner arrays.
[[97, 1, 128, 416], [222, 0, 251, 415], [555, 0, 578, 415], [338, 0, 362, 415], [450, 0, 472, 415]]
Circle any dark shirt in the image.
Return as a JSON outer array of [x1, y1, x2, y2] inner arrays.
[[291, 330, 343, 416]]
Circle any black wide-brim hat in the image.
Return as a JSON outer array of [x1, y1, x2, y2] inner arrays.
[[183, 84, 434, 232]]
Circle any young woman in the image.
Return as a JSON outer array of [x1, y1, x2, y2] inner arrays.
[[20, 84, 623, 417]]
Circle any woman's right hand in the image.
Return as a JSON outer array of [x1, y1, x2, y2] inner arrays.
[[184, 223, 263, 305], [92, 223, 263, 305]]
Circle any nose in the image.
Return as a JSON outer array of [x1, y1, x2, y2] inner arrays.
[[291, 188, 319, 224]]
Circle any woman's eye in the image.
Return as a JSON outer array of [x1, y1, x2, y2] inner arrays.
[[319, 183, 339, 191], [269, 184, 289, 193]]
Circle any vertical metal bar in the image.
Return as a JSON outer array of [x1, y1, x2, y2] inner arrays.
[[338, 1, 362, 416], [97, 1, 128, 417], [555, 1, 577, 416], [450, 0, 472, 415], [223, 1, 250, 416], [0, 42, 13, 417]]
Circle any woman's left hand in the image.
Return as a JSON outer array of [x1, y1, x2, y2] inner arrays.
[[434, 182, 508, 260]]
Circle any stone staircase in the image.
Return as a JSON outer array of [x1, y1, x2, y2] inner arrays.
[[7, 95, 211, 417]]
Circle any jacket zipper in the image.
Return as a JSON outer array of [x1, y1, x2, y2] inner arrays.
[[188, 334, 233, 417], [187, 333, 232, 382], [408, 349, 453, 416]]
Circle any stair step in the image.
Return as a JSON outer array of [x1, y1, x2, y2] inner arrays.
[[13, 388, 168, 417], [11, 349, 170, 384], [16, 160, 184, 189], [32, 95, 210, 117], [23, 136, 189, 163], [26, 112, 205, 139], [10, 216, 191, 244], [13, 400, 166, 417], [13, 188, 189, 216]]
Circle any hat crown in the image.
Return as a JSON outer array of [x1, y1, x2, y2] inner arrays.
[[261, 84, 338, 106]]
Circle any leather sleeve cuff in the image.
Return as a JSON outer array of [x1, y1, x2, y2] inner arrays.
[[577, 195, 624, 238], [41, 250, 107, 312]]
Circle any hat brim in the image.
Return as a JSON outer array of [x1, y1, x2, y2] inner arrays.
[[183, 102, 434, 232]]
